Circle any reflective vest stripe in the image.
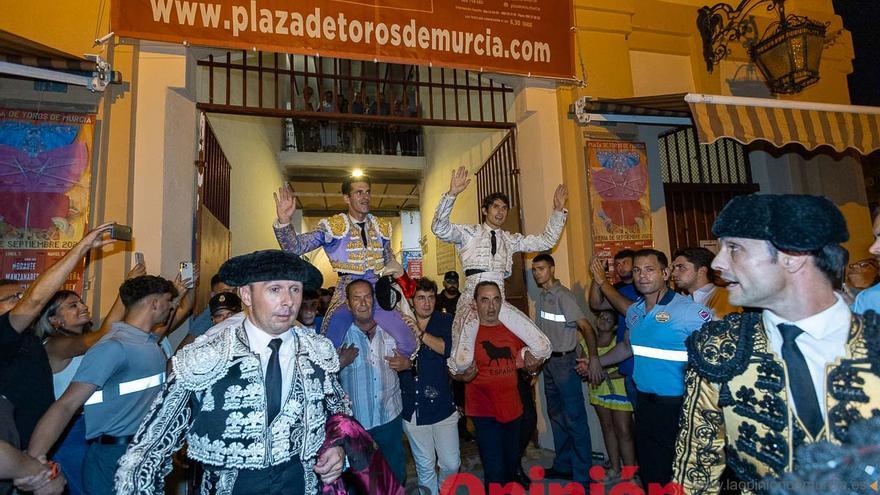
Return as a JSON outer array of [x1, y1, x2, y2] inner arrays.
[[83, 391, 103, 406], [119, 372, 166, 396], [540, 311, 566, 322], [84, 372, 166, 406], [631, 345, 688, 362]]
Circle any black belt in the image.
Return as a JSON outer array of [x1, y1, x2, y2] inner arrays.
[[464, 269, 486, 277], [550, 349, 577, 358], [90, 434, 134, 446]]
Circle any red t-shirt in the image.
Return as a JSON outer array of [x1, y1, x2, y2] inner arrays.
[[465, 323, 524, 423]]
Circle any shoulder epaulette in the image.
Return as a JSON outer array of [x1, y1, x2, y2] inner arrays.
[[320, 214, 349, 239], [686, 311, 760, 383], [172, 322, 237, 391], [375, 216, 392, 240], [296, 329, 340, 373]]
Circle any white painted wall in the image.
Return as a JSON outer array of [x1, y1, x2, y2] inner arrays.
[[206, 114, 287, 256]]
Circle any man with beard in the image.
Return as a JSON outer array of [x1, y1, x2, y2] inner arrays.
[[671, 247, 739, 319], [273, 177, 416, 357], [673, 195, 880, 494], [587, 249, 711, 488], [113, 250, 349, 494], [435, 272, 461, 316], [432, 166, 560, 374], [589, 249, 638, 405], [28, 276, 178, 494]]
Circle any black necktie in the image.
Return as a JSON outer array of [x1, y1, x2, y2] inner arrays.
[[357, 222, 368, 248], [266, 338, 283, 422], [490, 230, 497, 256], [777, 324, 823, 437]]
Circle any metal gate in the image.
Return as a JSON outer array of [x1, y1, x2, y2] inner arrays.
[[475, 131, 529, 313]]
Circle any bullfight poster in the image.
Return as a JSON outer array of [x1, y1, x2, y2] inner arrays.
[[586, 141, 653, 281], [0, 108, 95, 293]]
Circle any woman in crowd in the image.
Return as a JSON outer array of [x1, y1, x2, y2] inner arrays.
[[589, 310, 635, 481]]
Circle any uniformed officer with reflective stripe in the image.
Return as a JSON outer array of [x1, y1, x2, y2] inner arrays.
[[588, 248, 710, 489], [28, 276, 178, 494], [531, 254, 599, 484]]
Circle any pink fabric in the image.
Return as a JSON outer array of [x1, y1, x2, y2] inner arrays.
[[319, 414, 405, 495]]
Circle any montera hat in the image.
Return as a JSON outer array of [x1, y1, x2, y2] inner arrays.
[[712, 194, 848, 252], [218, 250, 323, 291], [375, 275, 401, 312]]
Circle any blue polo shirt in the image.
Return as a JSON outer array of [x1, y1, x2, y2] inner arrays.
[[852, 283, 880, 315], [627, 290, 711, 397], [400, 312, 455, 425], [614, 282, 639, 376], [73, 322, 167, 439]]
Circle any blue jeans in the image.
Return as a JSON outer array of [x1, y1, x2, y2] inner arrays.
[[52, 415, 87, 495], [82, 442, 127, 494], [471, 416, 522, 489], [543, 352, 592, 482], [368, 415, 406, 485]]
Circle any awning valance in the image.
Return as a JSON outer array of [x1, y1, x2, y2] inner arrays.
[[686, 93, 880, 155]]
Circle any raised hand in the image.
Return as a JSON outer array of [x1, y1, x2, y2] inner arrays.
[[447, 166, 471, 196], [590, 257, 608, 286], [274, 183, 297, 225], [553, 184, 569, 211], [78, 222, 116, 251]]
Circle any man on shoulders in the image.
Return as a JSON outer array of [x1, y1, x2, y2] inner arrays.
[[671, 247, 740, 319], [674, 194, 880, 494], [273, 176, 416, 356]]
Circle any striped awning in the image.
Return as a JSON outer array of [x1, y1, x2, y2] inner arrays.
[[686, 93, 880, 155]]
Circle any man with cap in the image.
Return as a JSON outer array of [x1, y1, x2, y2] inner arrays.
[[435, 271, 461, 316], [114, 250, 350, 494], [673, 194, 880, 494], [432, 166, 558, 373], [273, 177, 417, 358], [209, 292, 242, 326]]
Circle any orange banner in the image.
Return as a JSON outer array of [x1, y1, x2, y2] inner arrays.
[[586, 141, 653, 282], [111, 0, 575, 79]]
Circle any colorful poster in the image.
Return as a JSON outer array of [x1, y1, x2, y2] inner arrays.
[[401, 249, 423, 278], [586, 141, 653, 282], [111, 0, 575, 79], [0, 109, 95, 293]]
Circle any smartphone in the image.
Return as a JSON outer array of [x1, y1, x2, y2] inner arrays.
[[109, 224, 133, 241], [179, 261, 194, 286], [134, 252, 145, 266]]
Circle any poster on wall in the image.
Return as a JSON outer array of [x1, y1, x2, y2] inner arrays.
[[111, 0, 575, 79], [401, 249, 423, 278], [586, 141, 653, 282], [0, 109, 95, 293]]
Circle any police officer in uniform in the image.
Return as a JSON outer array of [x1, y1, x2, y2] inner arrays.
[[28, 276, 178, 493], [673, 194, 880, 494], [587, 248, 711, 488]]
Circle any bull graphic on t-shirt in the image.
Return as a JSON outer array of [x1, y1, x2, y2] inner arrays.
[[481, 341, 514, 366]]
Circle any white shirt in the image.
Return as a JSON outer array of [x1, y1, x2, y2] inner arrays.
[[762, 294, 850, 417], [691, 283, 716, 307], [244, 318, 296, 400]]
